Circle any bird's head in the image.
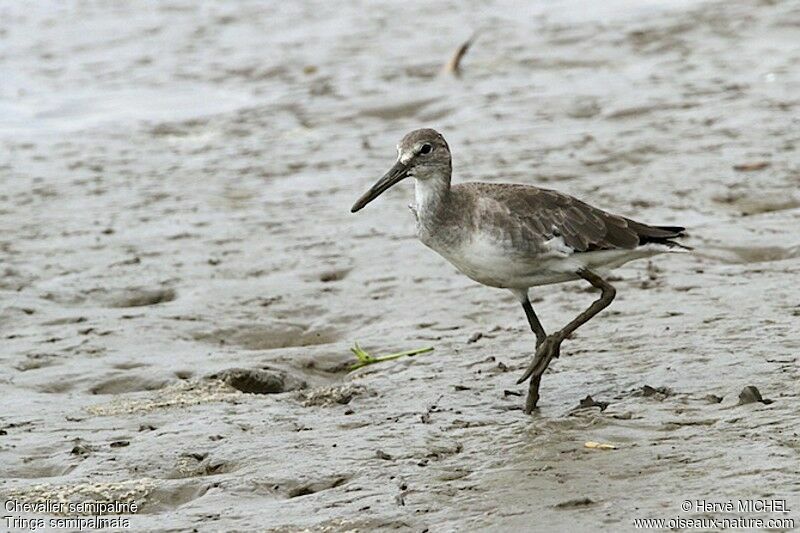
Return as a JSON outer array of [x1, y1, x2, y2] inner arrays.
[[351, 128, 451, 213]]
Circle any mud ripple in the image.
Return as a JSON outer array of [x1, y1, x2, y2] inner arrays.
[[193, 322, 339, 350], [704, 245, 800, 265], [89, 374, 171, 395]]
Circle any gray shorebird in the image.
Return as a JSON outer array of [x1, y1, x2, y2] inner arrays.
[[351, 128, 688, 413]]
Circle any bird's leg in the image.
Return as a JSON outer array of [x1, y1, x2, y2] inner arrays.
[[517, 269, 616, 414], [521, 297, 547, 349]]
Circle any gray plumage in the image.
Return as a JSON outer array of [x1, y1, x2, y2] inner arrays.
[[350, 128, 689, 413], [420, 181, 686, 254]]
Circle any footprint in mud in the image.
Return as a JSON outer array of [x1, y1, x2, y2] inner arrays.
[[296, 350, 361, 379], [702, 245, 800, 265], [0, 267, 34, 291], [149, 118, 210, 138], [0, 451, 80, 479], [255, 475, 350, 498], [566, 97, 602, 119], [194, 322, 339, 350], [318, 268, 350, 283], [112, 361, 149, 370], [14, 353, 59, 372], [555, 497, 597, 509], [104, 287, 176, 308], [139, 481, 211, 514], [712, 192, 800, 216], [89, 374, 171, 395], [358, 97, 440, 120], [42, 286, 176, 308], [634, 385, 673, 400], [287, 478, 347, 498], [205, 368, 306, 394], [41, 316, 88, 325], [166, 453, 236, 479], [37, 380, 77, 394]]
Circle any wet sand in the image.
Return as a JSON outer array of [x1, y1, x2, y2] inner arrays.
[[1, 0, 799, 531]]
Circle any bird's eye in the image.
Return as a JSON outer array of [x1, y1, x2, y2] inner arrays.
[[419, 143, 433, 155]]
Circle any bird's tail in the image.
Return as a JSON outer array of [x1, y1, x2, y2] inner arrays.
[[631, 223, 692, 250]]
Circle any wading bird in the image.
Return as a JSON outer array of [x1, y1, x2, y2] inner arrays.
[[351, 129, 688, 413]]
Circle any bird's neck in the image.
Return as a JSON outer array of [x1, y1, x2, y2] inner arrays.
[[413, 174, 451, 218]]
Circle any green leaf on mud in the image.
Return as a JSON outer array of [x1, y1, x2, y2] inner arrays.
[[348, 342, 434, 371]]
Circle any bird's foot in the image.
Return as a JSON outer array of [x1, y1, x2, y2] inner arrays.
[[517, 335, 561, 384], [517, 334, 562, 414]]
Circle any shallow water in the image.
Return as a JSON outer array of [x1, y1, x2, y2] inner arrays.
[[1, 0, 799, 531]]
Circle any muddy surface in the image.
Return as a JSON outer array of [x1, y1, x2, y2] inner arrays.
[[1, 1, 799, 531]]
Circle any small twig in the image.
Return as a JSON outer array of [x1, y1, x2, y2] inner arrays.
[[348, 342, 434, 371], [443, 32, 479, 77]]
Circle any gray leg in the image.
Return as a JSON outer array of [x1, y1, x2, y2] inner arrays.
[[517, 269, 616, 414], [510, 289, 546, 348], [521, 298, 547, 348]]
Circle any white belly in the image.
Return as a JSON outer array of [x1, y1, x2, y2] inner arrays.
[[427, 234, 668, 289]]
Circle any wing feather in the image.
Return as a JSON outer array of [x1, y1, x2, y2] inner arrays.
[[469, 183, 681, 253]]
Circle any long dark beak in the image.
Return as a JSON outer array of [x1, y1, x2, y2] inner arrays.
[[350, 160, 409, 213]]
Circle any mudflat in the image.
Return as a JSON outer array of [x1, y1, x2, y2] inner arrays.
[[1, 1, 799, 531]]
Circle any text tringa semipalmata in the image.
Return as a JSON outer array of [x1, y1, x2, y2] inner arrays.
[[351, 129, 688, 413]]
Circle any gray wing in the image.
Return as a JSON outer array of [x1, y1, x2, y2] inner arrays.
[[472, 183, 684, 253]]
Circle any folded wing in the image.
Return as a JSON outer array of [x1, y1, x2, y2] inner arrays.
[[471, 183, 687, 253]]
